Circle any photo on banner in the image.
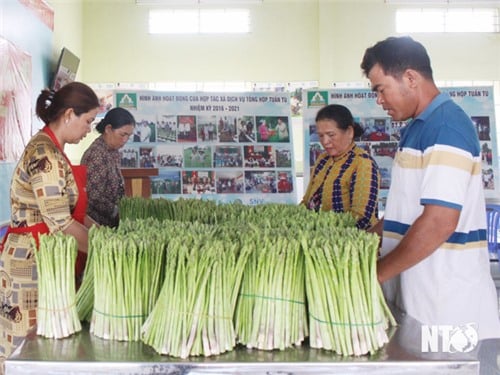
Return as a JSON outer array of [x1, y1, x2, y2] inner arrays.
[[114, 90, 296, 205]]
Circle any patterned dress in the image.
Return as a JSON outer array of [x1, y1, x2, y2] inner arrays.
[[301, 143, 380, 230], [81, 136, 124, 227], [0, 130, 79, 364]]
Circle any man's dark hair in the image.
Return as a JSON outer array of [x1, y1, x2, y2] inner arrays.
[[361, 36, 433, 80]]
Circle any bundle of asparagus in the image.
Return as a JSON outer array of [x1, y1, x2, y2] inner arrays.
[[76, 226, 98, 322], [89, 223, 166, 341], [141, 231, 251, 358], [36, 233, 81, 338], [234, 231, 307, 350], [302, 228, 396, 356]]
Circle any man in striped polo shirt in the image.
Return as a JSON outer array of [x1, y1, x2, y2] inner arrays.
[[361, 36, 500, 341]]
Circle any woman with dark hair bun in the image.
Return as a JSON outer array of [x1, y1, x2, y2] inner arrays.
[[301, 104, 380, 230], [81, 107, 136, 227], [0, 81, 99, 362]]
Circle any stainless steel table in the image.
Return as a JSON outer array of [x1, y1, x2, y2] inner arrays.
[[7, 303, 499, 375]]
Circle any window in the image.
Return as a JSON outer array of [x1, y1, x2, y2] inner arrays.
[[396, 8, 499, 33], [149, 9, 250, 34]]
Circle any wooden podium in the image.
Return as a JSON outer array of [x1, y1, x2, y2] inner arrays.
[[121, 168, 158, 198]]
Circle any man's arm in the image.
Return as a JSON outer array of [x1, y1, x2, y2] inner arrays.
[[368, 216, 384, 237], [377, 204, 460, 283]]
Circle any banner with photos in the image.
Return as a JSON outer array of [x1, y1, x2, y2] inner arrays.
[[116, 90, 296, 205], [303, 87, 498, 206]]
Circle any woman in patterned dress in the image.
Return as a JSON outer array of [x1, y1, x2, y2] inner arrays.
[[81, 107, 136, 227], [301, 104, 380, 230], [0, 82, 99, 365]]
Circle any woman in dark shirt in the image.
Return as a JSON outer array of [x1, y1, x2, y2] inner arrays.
[[81, 107, 136, 227]]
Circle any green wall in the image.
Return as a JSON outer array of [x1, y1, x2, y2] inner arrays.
[[49, 0, 500, 86], [79, 0, 320, 83]]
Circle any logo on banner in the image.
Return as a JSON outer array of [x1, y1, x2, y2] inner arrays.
[[307, 91, 328, 107], [116, 93, 137, 109], [421, 323, 478, 353]]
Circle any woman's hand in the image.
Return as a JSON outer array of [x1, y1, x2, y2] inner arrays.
[[84, 215, 100, 229]]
